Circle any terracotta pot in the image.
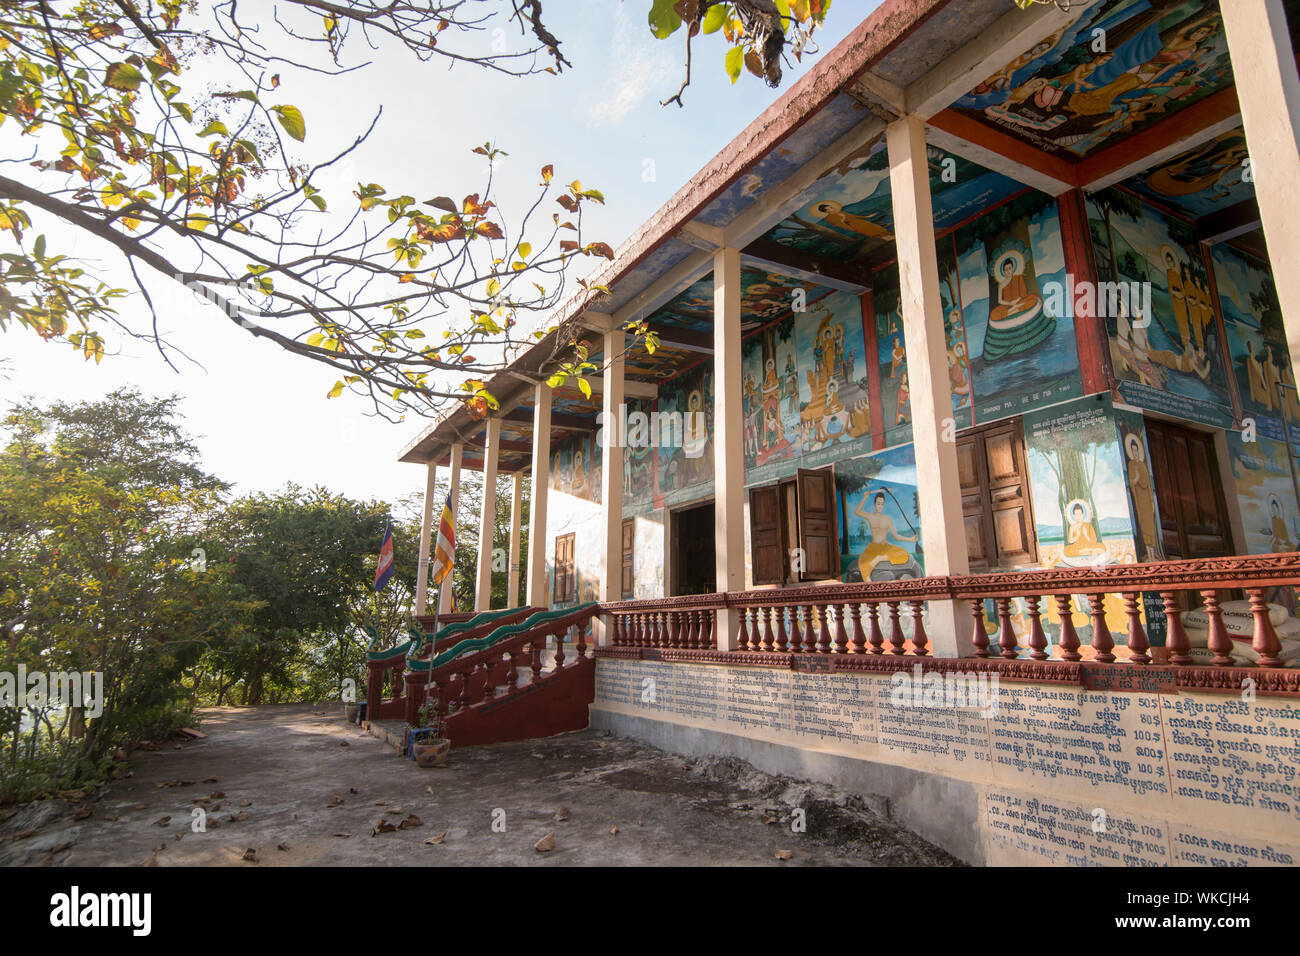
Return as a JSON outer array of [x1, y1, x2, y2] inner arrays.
[[412, 738, 450, 767], [344, 704, 358, 722]]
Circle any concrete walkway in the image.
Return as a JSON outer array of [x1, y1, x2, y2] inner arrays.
[[0, 704, 960, 866]]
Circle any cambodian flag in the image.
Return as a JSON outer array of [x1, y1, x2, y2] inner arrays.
[[374, 519, 395, 592]]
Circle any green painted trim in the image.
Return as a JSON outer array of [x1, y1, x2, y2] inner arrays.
[[367, 606, 528, 663], [407, 603, 597, 672]]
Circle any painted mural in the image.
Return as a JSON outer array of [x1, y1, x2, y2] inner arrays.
[[834, 444, 923, 583], [622, 396, 657, 517], [1113, 407, 1165, 563], [1125, 127, 1252, 218], [1226, 430, 1300, 558], [1087, 189, 1234, 427], [953, 190, 1081, 424], [1024, 398, 1138, 572], [872, 265, 912, 449], [953, 0, 1234, 160], [655, 361, 714, 507], [1212, 243, 1300, 445], [742, 290, 873, 485], [548, 430, 600, 505], [648, 268, 831, 335], [757, 143, 1024, 263]]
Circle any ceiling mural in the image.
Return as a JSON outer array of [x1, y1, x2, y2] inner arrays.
[[757, 143, 1025, 263], [1122, 126, 1253, 218], [646, 268, 835, 335], [952, 0, 1232, 161]]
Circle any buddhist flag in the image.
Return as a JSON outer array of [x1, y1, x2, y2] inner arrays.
[[374, 519, 395, 592], [431, 495, 456, 587]]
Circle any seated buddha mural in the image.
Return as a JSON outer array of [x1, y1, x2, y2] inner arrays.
[[982, 242, 1056, 362], [1062, 499, 1107, 561]]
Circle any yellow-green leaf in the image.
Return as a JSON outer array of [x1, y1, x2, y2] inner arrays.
[[271, 105, 306, 142]]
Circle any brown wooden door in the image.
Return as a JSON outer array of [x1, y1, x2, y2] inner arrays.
[[796, 467, 839, 580], [553, 533, 575, 604], [748, 485, 783, 585], [1145, 419, 1233, 560], [621, 519, 634, 599], [957, 419, 1036, 570]]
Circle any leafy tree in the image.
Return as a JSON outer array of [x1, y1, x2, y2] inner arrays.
[[1, 1, 833, 420], [0, 390, 249, 800]]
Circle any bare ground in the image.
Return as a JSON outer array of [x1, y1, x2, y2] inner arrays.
[[0, 703, 961, 867]]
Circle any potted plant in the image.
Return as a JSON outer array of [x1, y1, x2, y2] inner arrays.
[[409, 702, 450, 767]]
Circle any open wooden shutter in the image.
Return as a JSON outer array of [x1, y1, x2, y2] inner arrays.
[[748, 485, 783, 585], [982, 421, 1036, 567], [621, 518, 635, 599], [957, 433, 995, 571], [553, 533, 575, 604], [796, 467, 839, 581]]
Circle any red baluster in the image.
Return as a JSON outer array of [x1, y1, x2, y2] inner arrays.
[[1123, 592, 1150, 664], [576, 620, 588, 661], [736, 607, 750, 652], [1200, 590, 1231, 666], [1056, 595, 1081, 662], [1163, 592, 1190, 665], [1248, 588, 1282, 668], [554, 629, 565, 669], [802, 605, 817, 654], [910, 602, 928, 657], [887, 602, 906, 655], [834, 604, 849, 653], [867, 602, 884, 654], [774, 605, 789, 653], [970, 600, 989, 658], [701, 609, 714, 650], [817, 604, 832, 653], [1026, 595, 1047, 660], [850, 603, 866, 654], [761, 607, 775, 652], [1089, 593, 1114, 664], [996, 598, 1018, 660]]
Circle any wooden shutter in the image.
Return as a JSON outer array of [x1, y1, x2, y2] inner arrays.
[[957, 420, 1036, 570], [621, 519, 635, 599], [982, 421, 1036, 567], [796, 467, 839, 581], [553, 533, 575, 604], [748, 485, 783, 585], [1146, 420, 1232, 559]]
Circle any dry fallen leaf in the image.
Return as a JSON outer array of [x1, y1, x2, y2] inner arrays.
[[228, 812, 248, 823], [349, 787, 359, 794], [277, 843, 290, 852], [242, 848, 258, 863], [534, 832, 556, 852], [398, 814, 422, 830], [636, 819, 644, 827], [333, 832, 352, 838], [73, 807, 92, 820], [239, 800, 252, 808], [553, 807, 571, 822], [154, 816, 171, 827], [774, 849, 793, 861], [609, 825, 619, 835], [203, 776, 219, 784], [339, 740, 350, 747], [134, 804, 149, 811], [15, 829, 37, 840], [50, 841, 72, 854], [425, 832, 447, 845], [103, 813, 118, 822], [371, 819, 397, 837], [134, 853, 158, 868]]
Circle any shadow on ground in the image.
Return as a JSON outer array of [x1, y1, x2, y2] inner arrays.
[[0, 703, 960, 867]]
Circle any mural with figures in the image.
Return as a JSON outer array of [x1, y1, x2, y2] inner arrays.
[[1087, 189, 1234, 427], [742, 291, 873, 485], [548, 430, 600, 505], [1212, 243, 1300, 445], [1226, 431, 1300, 558], [655, 362, 714, 507], [952, 190, 1081, 423], [1126, 127, 1253, 218], [622, 397, 657, 517], [953, 0, 1234, 161], [1113, 407, 1165, 564], [834, 445, 924, 584]]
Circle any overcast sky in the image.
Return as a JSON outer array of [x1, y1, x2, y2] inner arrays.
[[2, 1, 873, 507]]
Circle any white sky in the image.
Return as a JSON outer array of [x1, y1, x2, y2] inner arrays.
[[1, 1, 871, 506]]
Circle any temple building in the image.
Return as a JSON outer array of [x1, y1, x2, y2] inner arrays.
[[385, 0, 1300, 865]]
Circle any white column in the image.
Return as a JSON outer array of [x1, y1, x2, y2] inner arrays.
[[598, 326, 625, 644], [507, 471, 524, 607], [414, 461, 438, 616], [438, 442, 463, 615], [713, 246, 746, 651], [527, 384, 552, 608], [887, 115, 971, 657], [475, 417, 501, 612], [1221, 0, 1300, 377]]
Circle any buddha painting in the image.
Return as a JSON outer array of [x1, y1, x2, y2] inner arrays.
[[853, 491, 918, 581], [1266, 494, 1295, 553], [982, 244, 1056, 362], [1062, 499, 1106, 560]]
